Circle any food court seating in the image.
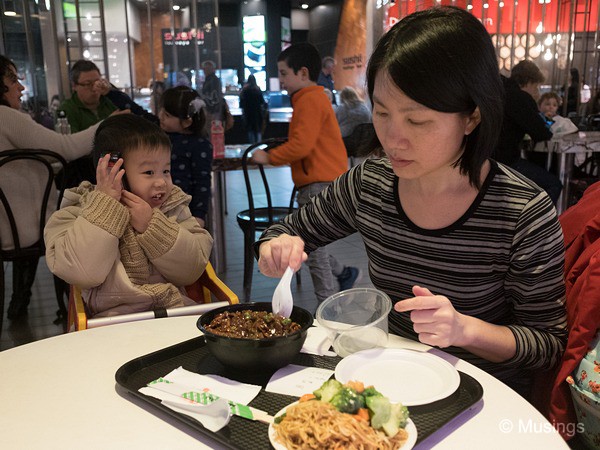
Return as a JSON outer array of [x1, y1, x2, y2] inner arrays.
[[0, 149, 68, 337], [236, 138, 300, 301], [67, 262, 238, 331]]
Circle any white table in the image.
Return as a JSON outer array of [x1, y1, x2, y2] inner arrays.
[[533, 130, 600, 214], [0, 316, 568, 449]]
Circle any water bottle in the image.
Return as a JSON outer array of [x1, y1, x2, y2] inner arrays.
[[55, 110, 71, 135]]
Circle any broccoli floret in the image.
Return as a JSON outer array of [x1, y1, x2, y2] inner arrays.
[[366, 395, 391, 429], [363, 386, 384, 398], [381, 403, 410, 438], [330, 386, 366, 414], [313, 379, 343, 403]]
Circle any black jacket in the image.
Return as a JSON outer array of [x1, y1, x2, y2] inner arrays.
[[494, 76, 552, 165]]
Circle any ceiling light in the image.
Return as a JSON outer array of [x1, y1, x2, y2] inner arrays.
[[173, 4, 180, 10], [4, 0, 16, 15], [301, 3, 308, 9]]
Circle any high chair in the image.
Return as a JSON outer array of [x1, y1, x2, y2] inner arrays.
[[67, 262, 238, 332]]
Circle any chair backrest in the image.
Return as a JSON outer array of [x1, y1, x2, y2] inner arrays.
[[0, 149, 67, 257], [342, 122, 377, 158], [240, 138, 296, 225], [67, 262, 238, 332]]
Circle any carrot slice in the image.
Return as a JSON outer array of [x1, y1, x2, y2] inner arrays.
[[345, 380, 365, 393], [299, 393, 316, 402], [352, 408, 369, 422]]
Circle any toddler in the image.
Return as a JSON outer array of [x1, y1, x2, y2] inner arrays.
[[44, 114, 213, 317]]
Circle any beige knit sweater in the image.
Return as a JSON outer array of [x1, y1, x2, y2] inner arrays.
[[44, 182, 213, 317]]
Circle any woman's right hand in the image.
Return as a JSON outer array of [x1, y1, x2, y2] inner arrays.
[[95, 153, 125, 201], [258, 234, 308, 277]]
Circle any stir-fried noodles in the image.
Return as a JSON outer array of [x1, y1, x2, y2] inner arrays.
[[274, 401, 409, 450]]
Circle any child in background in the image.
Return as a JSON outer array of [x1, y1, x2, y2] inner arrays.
[[44, 114, 213, 317], [251, 42, 360, 302], [159, 86, 213, 228], [538, 91, 561, 128]]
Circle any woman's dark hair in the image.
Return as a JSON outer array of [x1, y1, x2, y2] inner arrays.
[[0, 55, 18, 107], [246, 74, 259, 90], [160, 86, 207, 136], [366, 6, 504, 188], [93, 114, 171, 167]]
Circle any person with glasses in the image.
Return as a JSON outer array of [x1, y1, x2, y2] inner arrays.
[[60, 60, 118, 133], [59, 60, 118, 187]]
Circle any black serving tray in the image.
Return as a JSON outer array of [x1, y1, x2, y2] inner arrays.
[[115, 337, 483, 449]]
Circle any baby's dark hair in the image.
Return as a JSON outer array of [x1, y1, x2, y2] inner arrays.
[[160, 86, 207, 136], [93, 114, 171, 167], [277, 42, 321, 82]]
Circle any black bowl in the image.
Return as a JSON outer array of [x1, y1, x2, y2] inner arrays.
[[197, 302, 314, 372]]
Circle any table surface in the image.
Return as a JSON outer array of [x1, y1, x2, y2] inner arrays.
[[534, 130, 600, 153], [0, 316, 569, 449]]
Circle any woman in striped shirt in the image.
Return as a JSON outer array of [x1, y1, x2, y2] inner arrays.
[[255, 7, 566, 397]]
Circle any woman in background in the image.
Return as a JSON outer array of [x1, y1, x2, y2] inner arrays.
[[239, 74, 267, 144], [0, 54, 107, 319]]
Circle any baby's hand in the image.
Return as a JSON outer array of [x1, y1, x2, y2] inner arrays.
[[121, 190, 153, 233], [96, 154, 125, 201]]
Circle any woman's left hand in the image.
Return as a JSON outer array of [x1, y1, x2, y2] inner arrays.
[[121, 190, 153, 233], [394, 285, 467, 348]]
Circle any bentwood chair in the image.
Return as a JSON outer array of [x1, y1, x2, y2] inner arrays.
[[0, 149, 68, 337], [236, 139, 300, 301], [342, 122, 377, 166], [67, 262, 238, 332]]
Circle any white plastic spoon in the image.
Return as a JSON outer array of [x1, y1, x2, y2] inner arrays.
[[272, 266, 294, 318]]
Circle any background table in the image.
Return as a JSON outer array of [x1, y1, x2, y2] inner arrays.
[[209, 144, 251, 273], [0, 316, 569, 449], [534, 131, 600, 213]]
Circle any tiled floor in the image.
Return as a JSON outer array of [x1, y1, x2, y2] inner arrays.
[[0, 166, 372, 351]]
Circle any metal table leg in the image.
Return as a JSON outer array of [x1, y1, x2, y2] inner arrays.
[[208, 171, 226, 273], [556, 153, 574, 215]]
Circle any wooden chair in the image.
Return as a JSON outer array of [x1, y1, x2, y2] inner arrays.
[[67, 262, 238, 332], [235, 138, 300, 301], [0, 149, 68, 337]]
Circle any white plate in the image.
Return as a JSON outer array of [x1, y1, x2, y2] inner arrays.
[[335, 348, 460, 406], [269, 401, 417, 450]]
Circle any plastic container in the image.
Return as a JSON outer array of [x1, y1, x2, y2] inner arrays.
[[315, 288, 392, 358]]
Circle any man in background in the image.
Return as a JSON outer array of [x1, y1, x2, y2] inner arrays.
[[60, 60, 116, 133], [317, 56, 337, 105], [494, 60, 562, 204], [59, 60, 117, 186]]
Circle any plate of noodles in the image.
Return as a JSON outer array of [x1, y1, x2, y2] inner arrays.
[[269, 380, 418, 450]]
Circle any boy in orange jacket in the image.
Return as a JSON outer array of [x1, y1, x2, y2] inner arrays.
[[252, 43, 360, 302]]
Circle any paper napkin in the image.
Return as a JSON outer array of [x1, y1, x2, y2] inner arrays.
[[266, 364, 334, 397], [301, 326, 337, 356]]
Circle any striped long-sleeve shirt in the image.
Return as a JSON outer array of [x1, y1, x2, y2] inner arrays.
[[257, 158, 567, 391]]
